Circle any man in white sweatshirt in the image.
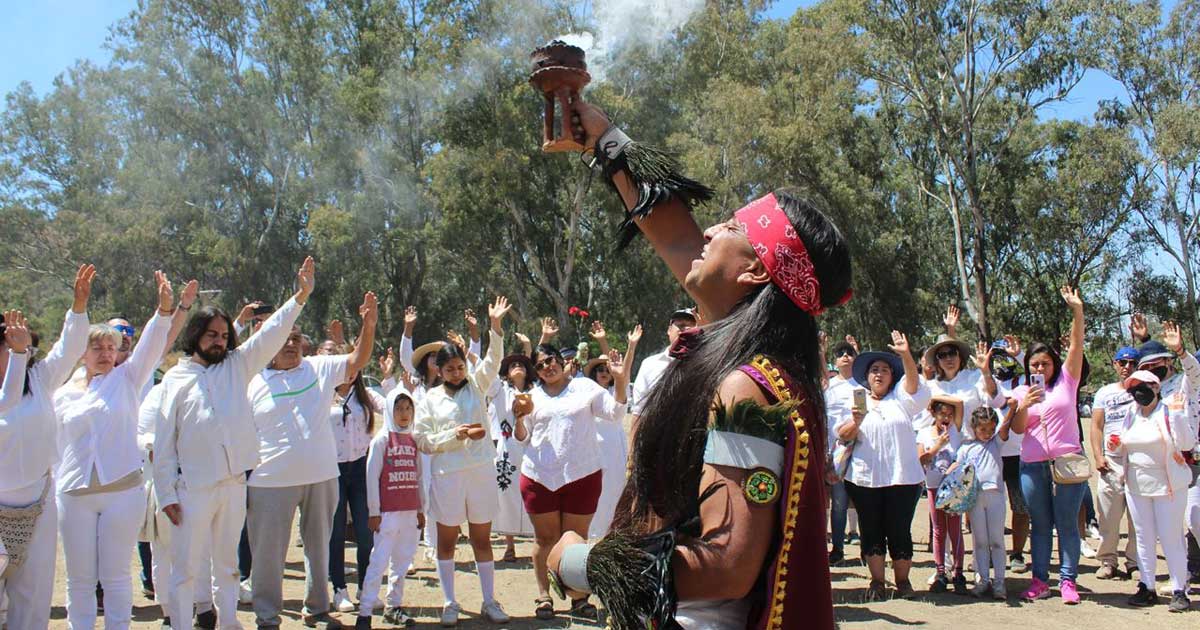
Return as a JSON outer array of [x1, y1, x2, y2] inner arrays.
[[153, 257, 316, 630]]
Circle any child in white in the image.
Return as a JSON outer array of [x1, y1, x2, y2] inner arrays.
[[916, 398, 965, 593], [357, 389, 424, 629], [954, 407, 1010, 599]]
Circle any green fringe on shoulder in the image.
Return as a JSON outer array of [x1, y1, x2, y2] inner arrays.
[[709, 397, 793, 445]]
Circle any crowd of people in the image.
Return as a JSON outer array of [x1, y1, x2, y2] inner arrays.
[[1, 96, 1198, 630]]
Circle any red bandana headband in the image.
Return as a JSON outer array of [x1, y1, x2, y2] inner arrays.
[[735, 193, 848, 316]]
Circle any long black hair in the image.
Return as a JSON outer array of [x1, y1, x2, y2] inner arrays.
[[343, 371, 376, 434], [617, 189, 852, 532], [1023, 342, 1063, 388], [180, 306, 239, 356]]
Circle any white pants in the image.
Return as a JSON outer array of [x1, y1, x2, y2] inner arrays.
[[57, 484, 145, 630], [150, 533, 212, 618], [1127, 490, 1189, 592], [968, 487, 1007, 584], [1187, 484, 1200, 546], [0, 477, 57, 630], [168, 475, 246, 630], [358, 511, 420, 613], [1096, 460, 1138, 570]]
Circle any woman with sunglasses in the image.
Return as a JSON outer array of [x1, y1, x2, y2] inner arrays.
[[0, 266, 94, 630], [515, 343, 628, 620], [488, 351, 537, 563], [922, 308, 1003, 441], [53, 271, 181, 630]]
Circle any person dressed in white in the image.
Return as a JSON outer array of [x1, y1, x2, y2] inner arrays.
[[356, 389, 424, 630], [0, 265, 93, 630], [412, 296, 512, 627], [580, 321, 642, 540], [823, 336, 860, 565], [922, 329, 1002, 441], [53, 271, 179, 629], [954, 407, 1011, 599], [629, 308, 696, 428], [487, 353, 537, 557], [1118, 351, 1197, 613], [1089, 346, 1142, 580], [246, 292, 377, 629], [153, 256, 316, 630], [835, 333, 931, 601], [517, 343, 629, 620]]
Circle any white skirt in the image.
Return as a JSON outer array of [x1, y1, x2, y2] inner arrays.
[[493, 437, 534, 536], [589, 420, 629, 539]]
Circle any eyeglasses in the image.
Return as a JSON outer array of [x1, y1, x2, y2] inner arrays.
[[935, 350, 957, 360], [114, 324, 135, 338], [1116, 359, 1137, 368], [534, 358, 557, 371]]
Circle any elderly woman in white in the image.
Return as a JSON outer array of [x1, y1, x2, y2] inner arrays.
[[1119, 321, 1198, 614], [53, 271, 180, 629]]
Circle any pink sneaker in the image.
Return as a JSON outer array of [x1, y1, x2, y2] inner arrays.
[[1060, 578, 1080, 605], [1021, 577, 1050, 601]]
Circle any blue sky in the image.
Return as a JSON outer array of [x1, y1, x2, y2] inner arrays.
[[1, 0, 1136, 122]]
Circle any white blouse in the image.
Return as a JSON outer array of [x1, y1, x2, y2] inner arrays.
[[1120, 403, 1197, 497], [330, 388, 386, 463], [928, 368, 1002, 440], [838, 381, 931, 488], [54, 312, 171, 493], [522, 376, 626, 491]]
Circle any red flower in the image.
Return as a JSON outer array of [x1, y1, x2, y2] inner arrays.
[[568, 306, 580, 316], [579, 310, 590, 318]]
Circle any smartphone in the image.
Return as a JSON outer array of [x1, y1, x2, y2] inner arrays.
[[852, 388, 867, 414], [253, 304, 274, 316], [1031, 373, 1046, 389]]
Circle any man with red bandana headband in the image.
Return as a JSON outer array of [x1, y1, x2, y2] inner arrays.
[[545, 101, 851, 630]]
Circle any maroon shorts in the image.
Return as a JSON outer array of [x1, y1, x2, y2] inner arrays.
[[520, 470, 603, 515]]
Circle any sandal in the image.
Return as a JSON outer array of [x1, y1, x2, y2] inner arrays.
[[569, 597, 598, 619], [502, 548, 518, 563], [534, 596, 555, 620]]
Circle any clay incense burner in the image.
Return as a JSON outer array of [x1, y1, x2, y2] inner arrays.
[[529, 40, 591, 153]]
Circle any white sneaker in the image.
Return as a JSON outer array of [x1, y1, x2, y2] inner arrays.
[[1080, 540, 1098, 559], [481, 600, 510, 624], [334, 587, 355, 613], [440, 601, 462, 627], [238, 579, 252, 605]]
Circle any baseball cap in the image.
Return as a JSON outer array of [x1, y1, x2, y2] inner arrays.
[[1113, 346, 1140, 362], [1136, 340, 1174, 366]]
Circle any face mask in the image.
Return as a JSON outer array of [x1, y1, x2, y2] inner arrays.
[[1129, 384, 1157, 407], [1149, 366, 1168, 380]]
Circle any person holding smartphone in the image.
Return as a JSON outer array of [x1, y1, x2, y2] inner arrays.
[[1009, 286, 1089, 605]]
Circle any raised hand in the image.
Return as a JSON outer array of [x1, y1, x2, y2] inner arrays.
[[464, 308, 479, 330], [589, 321, 607, 341], [887, 330, 910, 355], [179, 280, 199, 310], [404, 306, 418, 326], [569, 98, 611, 150], [1162, 320, 1185, 354], [295, 256, 316, 303], [378, 347, 396, 377], [3, 310, 32, 353], [845, 334, 860, 354], [155, 270, 175, 314], [943, 304, 960, 332], [359, 292, 378, 326], [446, 330, 468, 356], [607, 350, 628, 383], [237, 302, 263, 326], [514, 331, 530, 346], [628, 324, 643, 345], [327, 319, 346, 345], [1060, 285, 1083, 310], [72, 264, 97, 313], [540, 317, 559, 341], [1130, 312, 1149, 343], [974, 341, 994, 372], [488, 296, 512, 333], [1003, 334, 1021, 357]]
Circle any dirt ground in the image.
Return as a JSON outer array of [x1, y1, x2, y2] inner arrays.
[[33, 487, 1196, 629]]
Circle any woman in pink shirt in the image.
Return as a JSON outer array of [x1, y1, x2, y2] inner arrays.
[[1010, 286, 1088, 605]]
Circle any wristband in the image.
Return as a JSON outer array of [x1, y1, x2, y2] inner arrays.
[[596, 125, 633, 160], [557, 543, 594, 594]]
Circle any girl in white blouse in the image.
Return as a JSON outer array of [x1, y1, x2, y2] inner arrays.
[[516, 344, 628, 620], [53, 270, 178, 630], [1119, 357, 1197, 613]]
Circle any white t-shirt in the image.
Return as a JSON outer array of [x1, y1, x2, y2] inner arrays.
[[995, 379, 1025, 457], [1093, 382, 1134, 457], [928, 368, 1001, 440], [824, 375, 858, 456], [1121, 403, 1196, 497], [630, 350, 672, 416], [248, 355, 348, 487], [839, 381, 931, 488], [522, 377, 626, 491], [917, 423, 961, 489], [956, 433, 1008, 490]]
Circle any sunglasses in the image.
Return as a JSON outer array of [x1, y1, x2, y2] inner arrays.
[[114, 324, 135, 338], [1116, 359, 1137, 368], [835, 350, 856, 359], [594, 365, 610, 373], [534, 357, 557, 371], [936, 350, 958, 360]]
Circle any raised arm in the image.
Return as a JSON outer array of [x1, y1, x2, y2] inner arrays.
[[1060, 286, 1085, 381], [33, 264, 95, 389], [162, 280, 199, 362], [889, 330, 920, 396], [589, 321, 612, 356], [1, 311, 32, 414], [399, 306, 417, 372], [344, 292, 379, 380], [472, 296, 510, 392], [973, 342, 999, 400], [1163, 320, 1199, 443], [234, 257, 312, 375], [125, 271, 177, 389]]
